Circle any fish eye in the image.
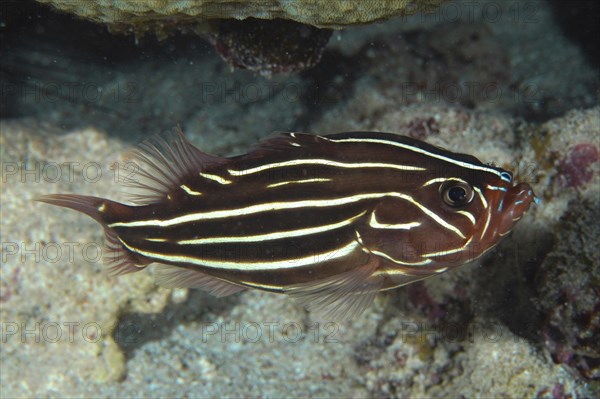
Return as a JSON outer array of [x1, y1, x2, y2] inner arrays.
[[500, 171, 512, 182], [441, 182, 474, 207]]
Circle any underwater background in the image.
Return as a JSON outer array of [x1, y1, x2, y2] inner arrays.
[[1, 0, 598, 397]]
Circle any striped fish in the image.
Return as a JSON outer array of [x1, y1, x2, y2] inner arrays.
[[37, 129, 537, 320]]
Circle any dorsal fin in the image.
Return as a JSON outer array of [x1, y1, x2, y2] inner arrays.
[[122, 127, 226, 205], [243, 132, 328, 158]]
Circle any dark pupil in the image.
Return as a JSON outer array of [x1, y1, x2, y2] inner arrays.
[[448, 186, 467, 203]]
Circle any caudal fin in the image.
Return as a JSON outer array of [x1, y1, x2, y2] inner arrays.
[[36, 194, 106, 222], [36, 194, 150, 275]]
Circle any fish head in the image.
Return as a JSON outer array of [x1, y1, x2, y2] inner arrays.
[[407, 165, 536, 267]]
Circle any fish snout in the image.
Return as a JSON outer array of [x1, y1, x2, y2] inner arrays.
[[498, 183, 536, 236]]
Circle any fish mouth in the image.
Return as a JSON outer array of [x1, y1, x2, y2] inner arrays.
[[496, 183, 537, 236]]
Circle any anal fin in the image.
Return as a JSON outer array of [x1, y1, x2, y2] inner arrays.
[[104, 229, 150, 276], [152, 264, 246, 298], [285, 255, 383, 321]]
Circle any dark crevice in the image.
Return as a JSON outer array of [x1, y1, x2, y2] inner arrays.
[[1, 0, 213, 131], [296, 47, 373, 130], [547, 0, 600, 68], [476, 227, 556, 343]]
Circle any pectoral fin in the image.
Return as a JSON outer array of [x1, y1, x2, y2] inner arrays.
[[285, 255, 383, 321]]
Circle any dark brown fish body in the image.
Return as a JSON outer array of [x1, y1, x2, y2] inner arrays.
[[38, 130, 536, 319]]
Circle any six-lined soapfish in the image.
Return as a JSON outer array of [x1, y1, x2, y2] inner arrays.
[[37, 129, 536, 320]]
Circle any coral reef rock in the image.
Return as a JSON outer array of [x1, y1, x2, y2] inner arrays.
[[536, 198, 600, 380], [209, 18, 332, 77], [37, 0, 446, 31]]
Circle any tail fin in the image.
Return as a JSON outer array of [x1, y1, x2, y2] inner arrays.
[[36, 194, 150, 275], [36, 194, 106, 222]]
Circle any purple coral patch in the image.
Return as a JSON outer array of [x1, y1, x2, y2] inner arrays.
[[558, 143, 599, 188]]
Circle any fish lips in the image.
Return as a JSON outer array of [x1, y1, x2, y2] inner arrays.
[[495, 182, 537, 237]]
